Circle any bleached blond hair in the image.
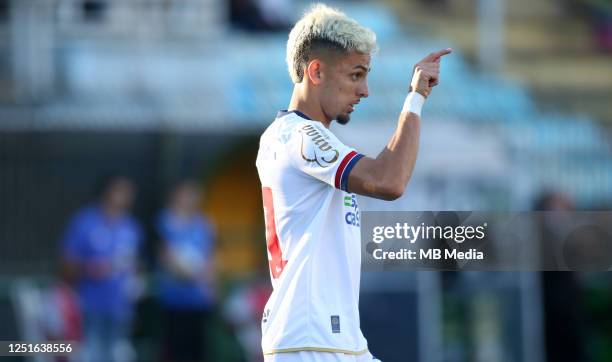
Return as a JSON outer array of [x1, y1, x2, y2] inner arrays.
[[286, 3, 378, 84]]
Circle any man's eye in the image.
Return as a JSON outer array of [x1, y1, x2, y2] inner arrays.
[[351, 73, 362, 81]]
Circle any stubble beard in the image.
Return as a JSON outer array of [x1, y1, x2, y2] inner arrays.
[[336, 113, 350, 125]]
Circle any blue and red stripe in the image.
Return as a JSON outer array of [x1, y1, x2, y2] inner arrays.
[[334, 151, 364, 191]]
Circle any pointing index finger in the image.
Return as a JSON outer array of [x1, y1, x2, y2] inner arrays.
[[422, 48, 453, 63]]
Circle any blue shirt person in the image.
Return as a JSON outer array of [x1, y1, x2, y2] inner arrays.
[[156, 180, 216, 362], [157, 209, 215, 309], [60, 175, 141, 362]]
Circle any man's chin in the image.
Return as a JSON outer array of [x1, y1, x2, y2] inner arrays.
[[336, 113, 351, 125]]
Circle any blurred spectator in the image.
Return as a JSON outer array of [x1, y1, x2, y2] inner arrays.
[[534, 191, 588, 362], [156, 179, 217, 362], [229, 0, 290, 32], [60, 174, 142, 362]]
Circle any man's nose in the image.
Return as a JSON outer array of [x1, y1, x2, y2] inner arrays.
[[358, 80, 369, 98]]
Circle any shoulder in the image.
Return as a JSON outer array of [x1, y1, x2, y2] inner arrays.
[[288, 120, 345, 155], [123, 214, 142, 233], [269, 111, 326, 142], [71, 205, 99, 226], [155, 210, 172, 234], [157, 209, 170, 224], [196, 215, 215, 234]]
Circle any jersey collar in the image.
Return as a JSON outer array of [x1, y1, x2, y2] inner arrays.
[[277, 110, 312, 120]]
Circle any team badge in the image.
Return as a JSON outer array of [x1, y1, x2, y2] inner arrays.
[[331, 315, 341, 333]]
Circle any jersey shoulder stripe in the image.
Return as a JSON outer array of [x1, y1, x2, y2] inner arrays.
[[334, 151, 364, 191]]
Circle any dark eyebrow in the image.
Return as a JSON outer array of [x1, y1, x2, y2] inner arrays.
[[352, 65, 370, 72]]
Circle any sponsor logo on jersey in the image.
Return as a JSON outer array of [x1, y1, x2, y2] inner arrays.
[[331, 315, 341, 333], [300, 124, 339, 167], [345, 211, 360, 227], [344, 194, 360, 227], [262, 309, 270, 324]]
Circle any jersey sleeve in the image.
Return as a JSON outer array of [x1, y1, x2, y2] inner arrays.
[[286, 121, 364, 191]]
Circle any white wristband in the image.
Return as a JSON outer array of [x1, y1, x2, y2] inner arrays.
[[401, 92, 425, 116]]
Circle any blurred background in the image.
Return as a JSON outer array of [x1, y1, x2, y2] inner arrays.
[[0, 0, 611, 361]]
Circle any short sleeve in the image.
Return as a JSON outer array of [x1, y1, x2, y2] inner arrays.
[[286, 121, 364, 191]]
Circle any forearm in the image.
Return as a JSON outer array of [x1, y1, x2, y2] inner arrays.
[[375, 111, 421, 192], [347, 110, 421, 200]]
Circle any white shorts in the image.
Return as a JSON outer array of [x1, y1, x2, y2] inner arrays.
[[264, 351, 381, 362]]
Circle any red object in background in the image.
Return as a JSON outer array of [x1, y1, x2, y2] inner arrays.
[[52, 283, 82, 341], [247, 283, 272, 320], [45, 283, 81, 362]]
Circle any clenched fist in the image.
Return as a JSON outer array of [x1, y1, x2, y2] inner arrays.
[[409, 48, 452, 98]]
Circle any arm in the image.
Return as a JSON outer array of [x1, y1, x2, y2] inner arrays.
[[348, 48, 452, 200], [160, 243, 198, 281], [60, 217, 113, 282]]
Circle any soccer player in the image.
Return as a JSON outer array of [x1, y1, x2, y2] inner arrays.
[[255, 4, 451, 361]]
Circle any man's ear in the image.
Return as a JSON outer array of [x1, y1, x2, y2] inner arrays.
[[306, 59, 324, 85]]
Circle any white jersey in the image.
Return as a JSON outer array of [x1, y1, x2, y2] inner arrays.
[[256, 110, 368, 355]]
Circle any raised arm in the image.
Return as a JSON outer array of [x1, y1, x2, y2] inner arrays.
[[347, 48, 452, 200]]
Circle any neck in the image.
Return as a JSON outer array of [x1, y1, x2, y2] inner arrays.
[[102, 204, 123, 220], [170, 205, 194, 219], [288, 84, 332, 128]]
